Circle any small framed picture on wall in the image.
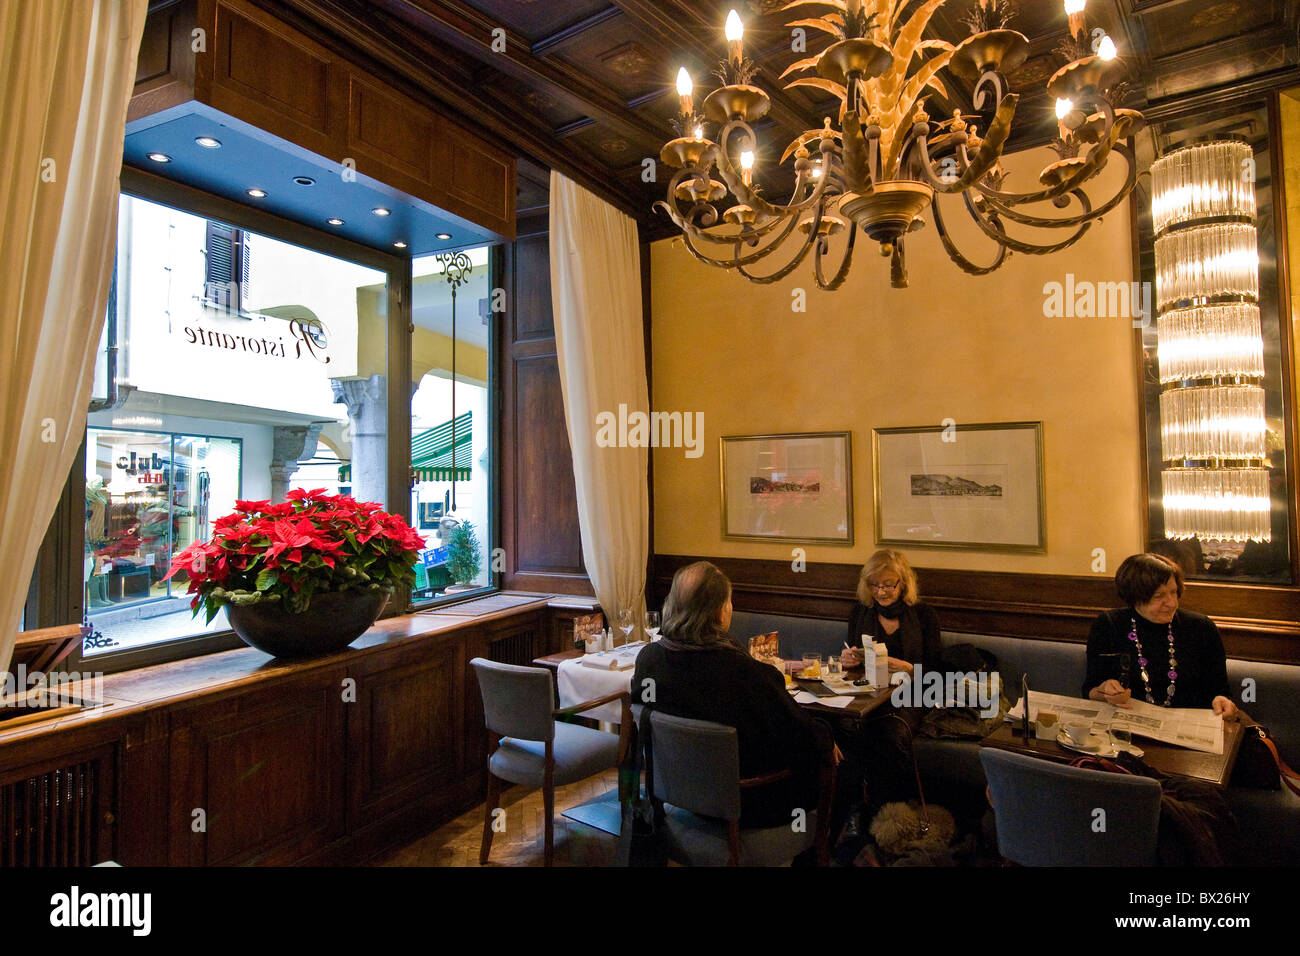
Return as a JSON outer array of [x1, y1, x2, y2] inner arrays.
[[720, 431, 853, 545], [872, 421, 1046, 552]]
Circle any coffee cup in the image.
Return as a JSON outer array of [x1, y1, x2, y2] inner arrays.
[[1035, 710, 1059, 741], [1064, 720, 1093, 746]]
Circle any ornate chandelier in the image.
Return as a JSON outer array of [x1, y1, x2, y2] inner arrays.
[[656, 0, 1145, 289], [1152, 140, 1270, 549]]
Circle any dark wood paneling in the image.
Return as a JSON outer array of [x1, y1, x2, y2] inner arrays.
[[653, 554, 1300, 664], [129, 0, 197, 122], [513, 234, 554, 341], [346, 71, 437, 184], [346, 639, 463, 829], [513, 356, 584, 576], [500, 230, 591, 595], [208, 0, 337, 157], [168, 675, 346, 865], [443, 115, 516, 233]]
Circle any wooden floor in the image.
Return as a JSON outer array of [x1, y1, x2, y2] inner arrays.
[[372, 770, 621, 867]]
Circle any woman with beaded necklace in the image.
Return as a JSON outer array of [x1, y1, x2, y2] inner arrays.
[[1083, 552, 1239, 717]]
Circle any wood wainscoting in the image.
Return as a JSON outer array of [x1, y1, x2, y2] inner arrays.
[[0, 596, 580, 867], [652, 554, 1300, 665]]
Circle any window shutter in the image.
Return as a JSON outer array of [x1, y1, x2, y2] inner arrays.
[[204, 221, 245, 311]]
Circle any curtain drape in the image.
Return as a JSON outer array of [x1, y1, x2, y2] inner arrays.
[[549, 172, 650, 628], [0, 0, 149, 670]]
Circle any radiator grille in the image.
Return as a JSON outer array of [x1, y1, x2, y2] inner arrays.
[[1, 761, 99, 866], [487, 630, 537, 666]]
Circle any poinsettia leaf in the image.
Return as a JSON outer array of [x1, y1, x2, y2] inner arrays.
[[255, 569, 279, 591]]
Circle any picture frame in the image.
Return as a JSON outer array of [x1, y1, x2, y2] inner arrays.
[[720, 431, 853, 545], [872, 421, 1046, 552]]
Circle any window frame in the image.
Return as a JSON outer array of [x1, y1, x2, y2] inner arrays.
[[24, 164, 498, 676]]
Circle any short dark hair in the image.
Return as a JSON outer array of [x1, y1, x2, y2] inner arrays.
[[660, 561, 732, 647], [1116, 553, 1184, 607]]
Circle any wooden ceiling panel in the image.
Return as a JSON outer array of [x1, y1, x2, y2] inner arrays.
[[456, 0, 615, 46], [1134, 0, 1283, 60], [260, 0, 1300, 227]]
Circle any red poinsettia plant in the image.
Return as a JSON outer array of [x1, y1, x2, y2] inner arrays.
[[166, 489, 425, 622]]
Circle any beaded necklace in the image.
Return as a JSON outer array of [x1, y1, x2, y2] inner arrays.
[[1127, 615, 1177, 707]]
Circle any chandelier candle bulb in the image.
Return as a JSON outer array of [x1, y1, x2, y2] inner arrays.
[[725, 9, 743, 65], [1097, 35, 1117, 61], [1065, 0, 1087, 37], [676, 67, 693, 117]]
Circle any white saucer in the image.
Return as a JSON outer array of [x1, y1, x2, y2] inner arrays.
[[1057, 729, 1119, 758]]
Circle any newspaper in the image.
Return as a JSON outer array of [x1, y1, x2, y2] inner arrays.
[[1008, 690, 1224, 755]]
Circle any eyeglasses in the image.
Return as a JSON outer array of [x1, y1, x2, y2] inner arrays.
[[868, 580, 901, 592]]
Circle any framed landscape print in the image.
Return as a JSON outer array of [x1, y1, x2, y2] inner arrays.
[[720, 431, 853, 545], [872, 421, 1045, 552]]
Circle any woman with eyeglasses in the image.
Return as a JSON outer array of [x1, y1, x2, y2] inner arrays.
[[833, 550, 944, 848]]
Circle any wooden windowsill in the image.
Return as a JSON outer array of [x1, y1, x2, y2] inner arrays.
[[0, 591, 559, 746]]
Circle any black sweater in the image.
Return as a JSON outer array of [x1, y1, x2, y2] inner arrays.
[[846, 601, 943, 672], [631, 641, 830, 827], [1082, 608, 1230, 709]]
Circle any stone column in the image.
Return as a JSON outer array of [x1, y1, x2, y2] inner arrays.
[[269, 423, 324, 502], [331, 374, 388, 505]]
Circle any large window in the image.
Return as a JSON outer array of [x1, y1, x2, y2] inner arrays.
[[80, 193, 391, 656], [409, 249, 493, 602]]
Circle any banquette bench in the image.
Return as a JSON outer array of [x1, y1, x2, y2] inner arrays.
[[730, 610, 1300, 866]]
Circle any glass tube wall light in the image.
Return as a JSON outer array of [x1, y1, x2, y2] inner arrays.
[[1152, 140, 1270, 550]]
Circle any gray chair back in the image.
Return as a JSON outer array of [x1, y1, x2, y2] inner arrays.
[[980, 748, 1162, 866], [648, 711, 742, 821], [470, 658, 555, 742]]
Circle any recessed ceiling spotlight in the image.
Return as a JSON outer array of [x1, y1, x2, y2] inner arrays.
[[293, 175, 316, 186], [327, 218, 345, 226], [393, 241, 407, 248], [246, 188, 267, 198], [147, 152, 171, 163], [435, 232, 452, 240], [195, 136, 222, 149], [372, 207, 391, 217]]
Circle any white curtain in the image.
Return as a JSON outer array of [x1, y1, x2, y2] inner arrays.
[[0, 0, 148, 669], [549, 172, 650, 628]]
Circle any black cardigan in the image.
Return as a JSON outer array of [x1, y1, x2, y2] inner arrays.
[[846, 601, 943, 673], [631, 641, 830, 828], [1082, 608, 1230, 709]]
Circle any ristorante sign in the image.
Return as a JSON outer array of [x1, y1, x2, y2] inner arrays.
[[181, 317, 331, 364]]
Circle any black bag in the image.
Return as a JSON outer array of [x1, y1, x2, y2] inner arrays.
[[615, 709, 667, 866], [1231, 723, 1300, 795]]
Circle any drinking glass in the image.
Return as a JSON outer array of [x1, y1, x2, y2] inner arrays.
[[644, 610, 660, 641], [617, 608, 634, 646], [1111, 726, 1134, 753], [800, 653, 822, 678], [827, 655, 842, 677]]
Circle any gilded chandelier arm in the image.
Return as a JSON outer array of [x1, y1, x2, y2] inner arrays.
[[813, 221, 859, 292], [961, 188, 1095, 256], [930, 192, 1010, 276], [977, 143, 1137, 229], [908, 95, 1019, 194]]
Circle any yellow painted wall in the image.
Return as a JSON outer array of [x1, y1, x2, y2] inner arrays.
[[650, 146, 1144, 574]]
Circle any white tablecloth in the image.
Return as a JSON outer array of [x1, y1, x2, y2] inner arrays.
[[556, 647, 644, 723]]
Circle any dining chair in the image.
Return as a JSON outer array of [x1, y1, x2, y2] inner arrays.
[[470, 658, 631, 866], [980, 747, 1163, 866], [644, 710, 834, 866]]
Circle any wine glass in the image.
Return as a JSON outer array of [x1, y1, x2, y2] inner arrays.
[[617, 608, 634, 646], [644, 610, 660, 641]]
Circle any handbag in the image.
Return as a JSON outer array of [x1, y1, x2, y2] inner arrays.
[[1231, 723, 1300, 796], [615, 709, 667, 866]]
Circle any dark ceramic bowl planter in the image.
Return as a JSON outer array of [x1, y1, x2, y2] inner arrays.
[[226, 589, 391, 659]]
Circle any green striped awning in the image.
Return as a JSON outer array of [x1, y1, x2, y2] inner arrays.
[[337, 410, 472, 484], [413, 410, 472, 482]]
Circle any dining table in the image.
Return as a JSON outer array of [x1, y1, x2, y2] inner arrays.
[[979, 719, 1246, 788], [532, 646, 897, 721]]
